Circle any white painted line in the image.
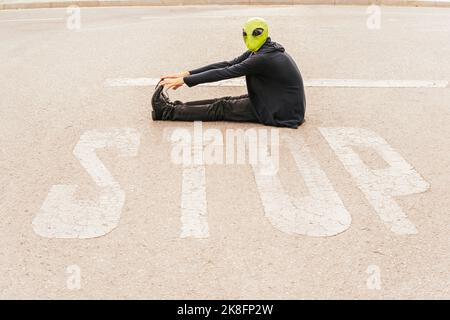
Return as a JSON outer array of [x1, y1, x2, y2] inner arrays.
[[180, 164, 209, 239], [166, 123, 209, 239], [252, 135, 351, 237], [105, 78, 449, 88], [0, 18, 64, 23], [419, 0, 450, 2], [179, 122, 209, 239], [105, 78, 161, 87], [320, 127, 430, 235], [141, 16, 230, 20], [33, 128, 141, 239], [307, 79, 449, 88]]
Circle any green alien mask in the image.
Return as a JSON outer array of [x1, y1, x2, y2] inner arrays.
[[242, 17, 269, 52]]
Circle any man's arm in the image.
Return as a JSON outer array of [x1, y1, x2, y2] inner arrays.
[[188, 51, 252, 75], [184, 54, 265, 87]]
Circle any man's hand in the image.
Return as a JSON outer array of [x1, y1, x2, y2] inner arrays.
[[161, 71, 190, 79], [160, 77, 185, 90]]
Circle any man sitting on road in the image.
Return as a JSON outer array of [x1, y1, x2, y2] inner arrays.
[[152, 17, 306, 129]]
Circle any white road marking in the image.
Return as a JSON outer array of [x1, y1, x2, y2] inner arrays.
[[33, 128, 140, 239], [139, 6, 450, 20], [181, 123, 209, 238], [0, 18, 64, 23], [169, 122, 209, 239], [105, 78, 449, 88], [141, 16, 231, 20], [181, 165, 209, 239], [320, 127, 430, 235], [306, 79, 448, 88], [252, 135, 351, 237]]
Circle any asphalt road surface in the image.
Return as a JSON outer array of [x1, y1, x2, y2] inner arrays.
[[1, 5, 450, 299]]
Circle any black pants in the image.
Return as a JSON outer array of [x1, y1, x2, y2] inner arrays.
[[164, 94, 259, 123]]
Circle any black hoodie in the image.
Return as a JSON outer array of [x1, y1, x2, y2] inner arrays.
[[183, 38, 306, 128]]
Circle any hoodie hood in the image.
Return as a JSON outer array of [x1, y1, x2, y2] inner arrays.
[[256, 38, 285, 54]]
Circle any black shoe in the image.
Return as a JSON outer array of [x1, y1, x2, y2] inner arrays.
[[151, 81, 172, 120]]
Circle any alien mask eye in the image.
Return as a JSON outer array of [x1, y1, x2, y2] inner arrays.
[[252, 28, 264, 37], [243, 30, 247, 37]]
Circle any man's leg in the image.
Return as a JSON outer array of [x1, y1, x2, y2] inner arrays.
[[164, 95, 259, 123], [177, 94, 248, 106]]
